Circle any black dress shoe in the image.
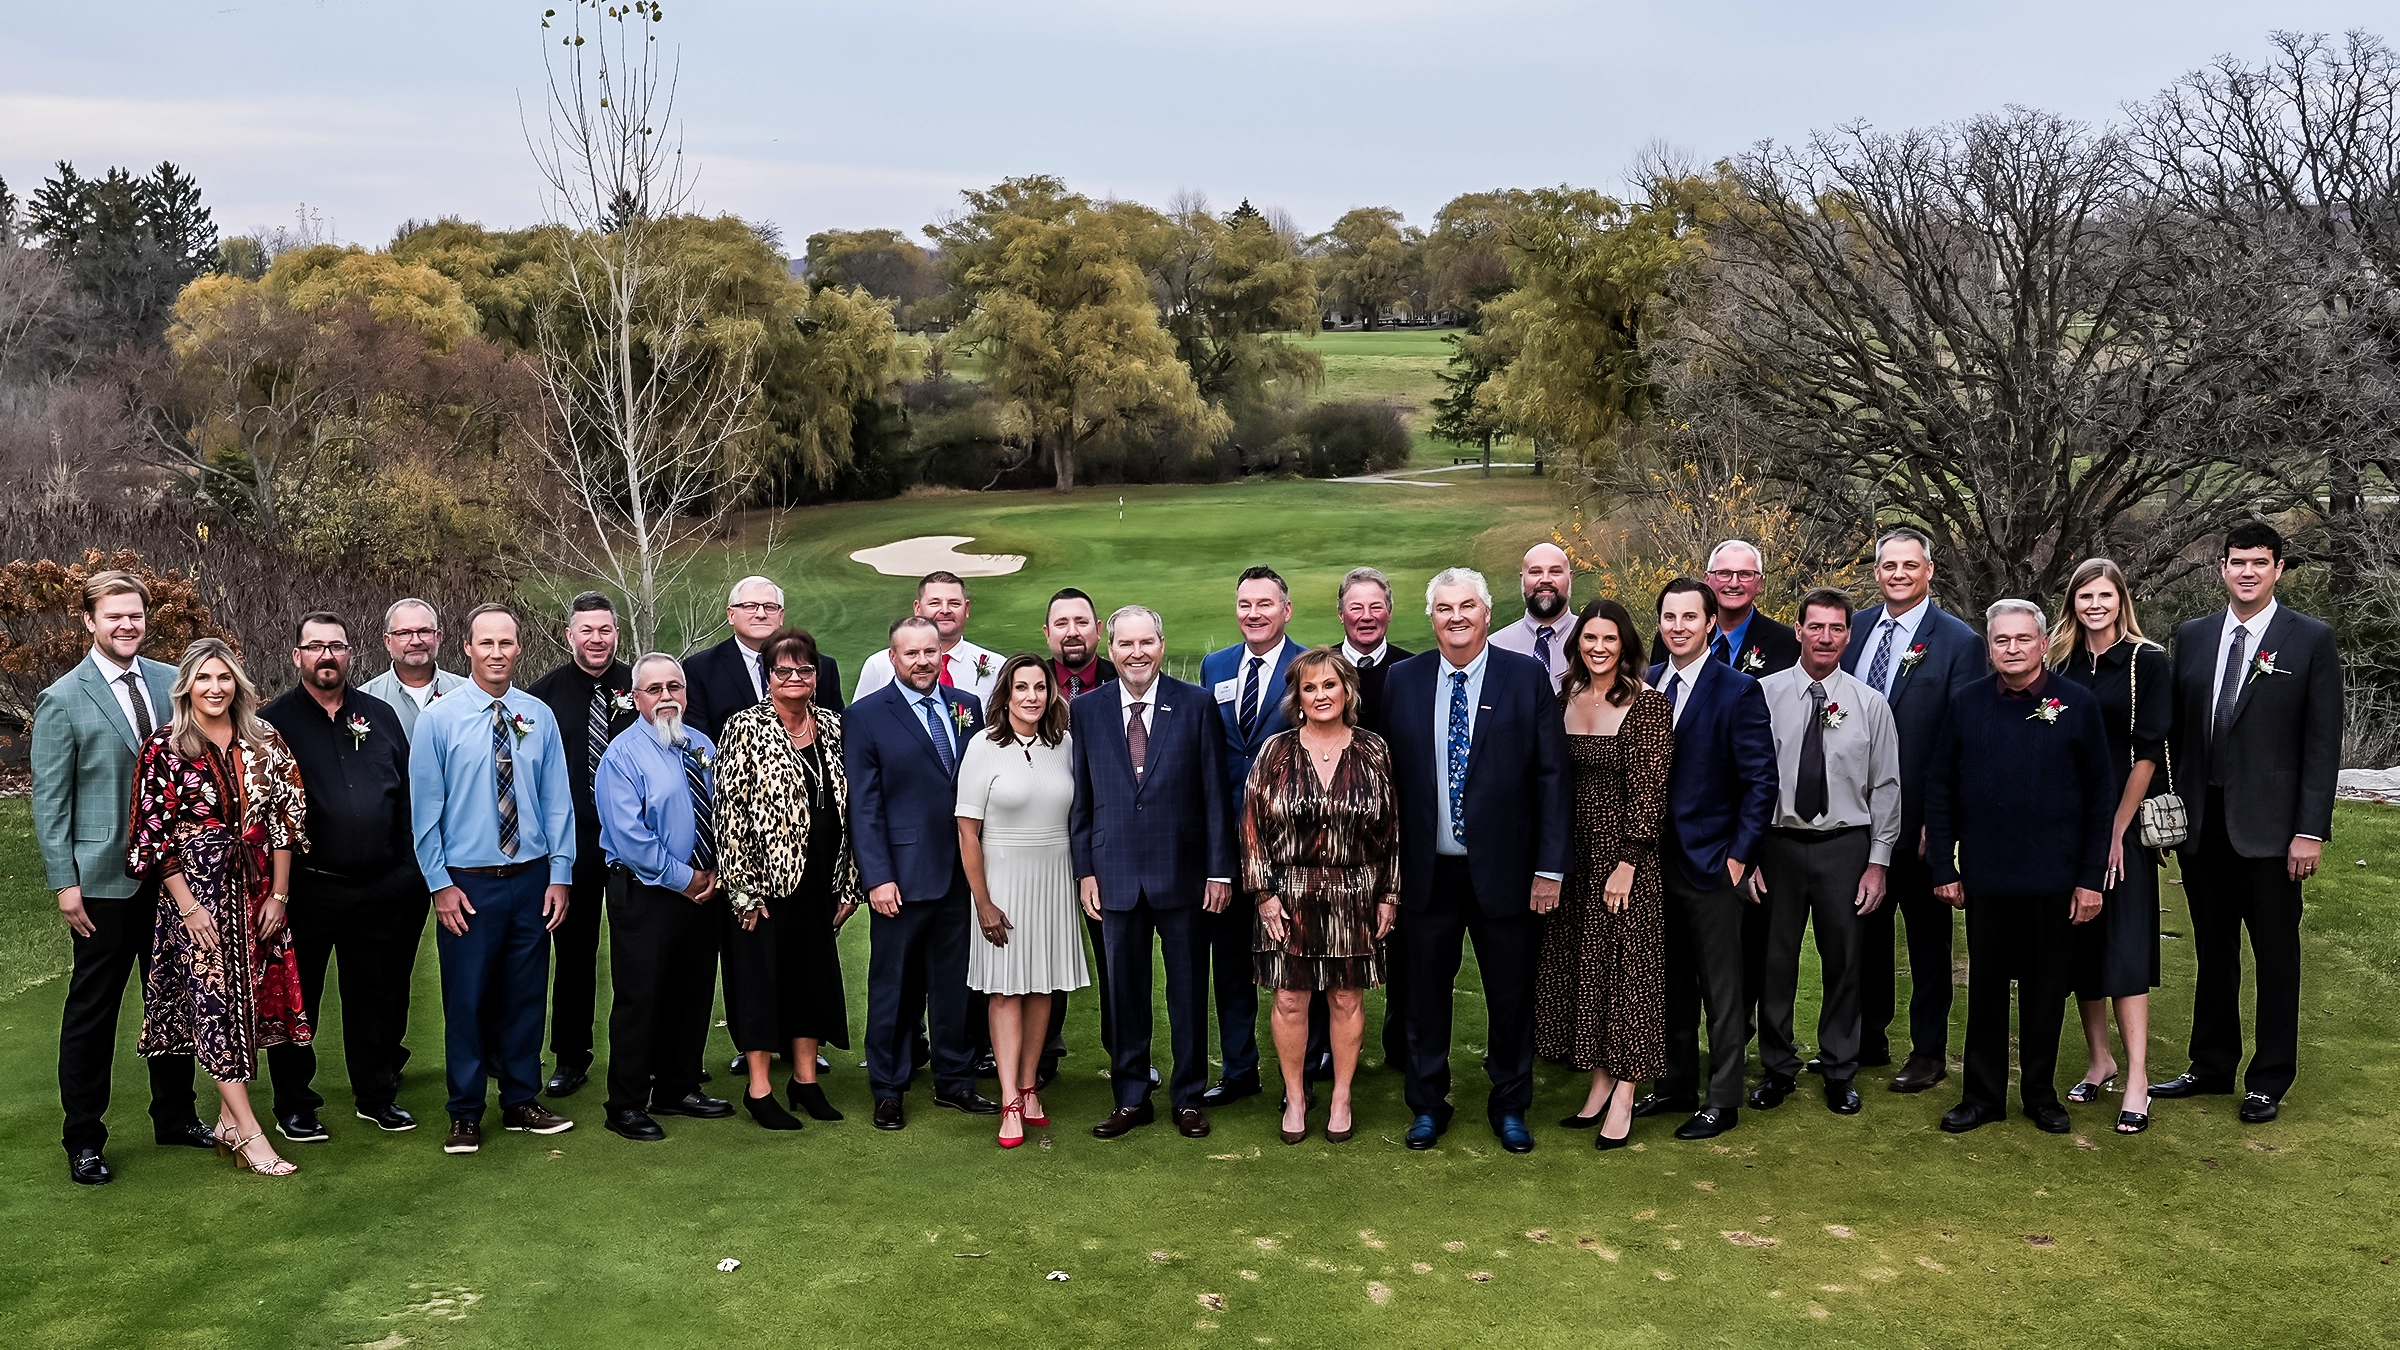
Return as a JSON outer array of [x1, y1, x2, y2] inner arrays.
[[745, 1093, 805, 1131], [2150, 1071, 2235, 1099], [1856, 1050, 1892, 1068], [1940, 1102, 2004, 1133], [2238, 1092, 2280, 1124], [276, 1111, 330, 1143], [1803, 1055, 1825, 1076], [936, 1089, 1001, 1115], [1492, 1113, 1534, 1153], [1199, 1073, 1261, 1108], [1674, 1106, 1739, 1140], [650, 1091, 735, 1119], [2026, 1102, 2073, 1134], [68, 1147, 112, 1186], [1173, 1108, 1211, 1138], [973, 1050, 998, 1076], [1404, 1114, 1445, 1149], [1747, 1075, 1797, 1110], [872, 1097, 905, 1131], [1889, 1054, 1948, 1094], [1092, 1101, 1156, 1138], [156, 1120, 217, 1150], [605, 1108, 666, 1141], [545, 1064, 590, 1098], [1824, 1080, 1863, 1115], [1036, 1059, 1059, 1091], [787, 1080, 844, 1121], [356, 1104, 419, 1132], [1631, 1091, 1697, 1119]]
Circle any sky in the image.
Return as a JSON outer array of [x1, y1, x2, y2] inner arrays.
[[1, 2, 2387, 250]]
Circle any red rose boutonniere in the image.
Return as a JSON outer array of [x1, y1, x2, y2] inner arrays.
[[2027, 697, 2064, 724]]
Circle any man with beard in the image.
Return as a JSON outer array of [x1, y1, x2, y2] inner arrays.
[[261, 613, 425, 1140], [1042, 588, 1119, 1075], [363, 598, 467, 742], [1490, 543, 1575, 692], [854, 571, 1001, 706], [1339, 566, 1415, 1069], [594, 654, 730, 1141]]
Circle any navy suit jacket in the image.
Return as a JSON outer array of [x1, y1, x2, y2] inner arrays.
[[1382, 646, 1570, 918], [1067, 676, 1235, 911], [681, 636, 844, 742], [1840, 601, 1984, 843], [842, 681, 982, 902], [1201, 635, 1305, 815], [1647, 656, 1779, 891]]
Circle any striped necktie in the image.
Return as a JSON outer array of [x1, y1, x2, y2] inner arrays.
[[588, 684, 610, 778], [1238, 655, 1265, 744], [683, 744, 717, 871], [491, 699, 520, 858]]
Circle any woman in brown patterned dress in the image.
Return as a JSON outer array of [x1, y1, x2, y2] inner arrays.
[[1534, 599, 1674, 1151], [1243, 647, 1400, 1146], [130, 638, 309, 1177]]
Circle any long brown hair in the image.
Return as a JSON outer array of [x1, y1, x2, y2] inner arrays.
[[2046, 557, 2156, 668], [985, 652, 1068, 747], [169, 637, 272, 760], [1558, 599, 1645, 707], [1276, 646, 1360, 729]]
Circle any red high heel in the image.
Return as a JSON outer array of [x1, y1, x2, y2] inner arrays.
[[997, 1095, 1027, 1149], [1020, 1092, 1050, 1128]]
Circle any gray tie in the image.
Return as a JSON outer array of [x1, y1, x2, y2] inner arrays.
[[2213, 623, 2249, 742]]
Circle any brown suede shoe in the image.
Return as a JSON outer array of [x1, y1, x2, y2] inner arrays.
[[443, 1119, 481, 1154], [1091, 1102, 1156, 1138], [1889, 1054, 1949, 1094], [1173, 1108, 1211, 1139], [503, 1101, 575, 1135]]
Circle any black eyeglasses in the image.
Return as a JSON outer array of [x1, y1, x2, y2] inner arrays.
[[634, 680, 687, 696], [297, 642, 353, 656], [769, 666, 817, 684]]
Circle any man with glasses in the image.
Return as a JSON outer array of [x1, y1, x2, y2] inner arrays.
[[1489, 543, 1575, 693], [1702, 540, 1800, 1066], [685, 576, 845, 741], [364, 598, 468, 742], [1340, 566, 1416, 1070], [260, 612, 424, 1141]]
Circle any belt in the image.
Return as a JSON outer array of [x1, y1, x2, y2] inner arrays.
[[1769, 824, 1869, 843], [450, 861, 540, 879]]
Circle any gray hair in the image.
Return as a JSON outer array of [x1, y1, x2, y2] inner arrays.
[[1705, 539, 1762, 571], [1424, 566, 1493, 615], [1876, 527, 1935, 565], [1108, 604, 1165, 645], [630, 652, 684, 684], [1338, 566, 1392, 607], [727, 574, 784, 607], [383, 597, 440, 633], [1985, 597, 2045, 628]]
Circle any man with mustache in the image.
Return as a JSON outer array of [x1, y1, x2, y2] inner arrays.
[[1339, 566, 1417, 1071], [260, 612, 424, 1141], [1042, 588, 1119, 1075], [362, 598, 468, 743], [1489, 543, 1575, 693], [593, 654, 729, 1142]]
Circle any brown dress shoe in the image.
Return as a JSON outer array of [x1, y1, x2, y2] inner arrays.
[[1173, 1108, 1210, 1139], [503, 1101, 575, 1134], [443, 1119, 482, 1154], [1092, 1102, 1156, 1138], [1889, 1054, 1948, 1094]]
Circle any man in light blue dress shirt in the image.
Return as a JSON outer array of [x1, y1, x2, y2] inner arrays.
[[411, 604, 578, 1153]]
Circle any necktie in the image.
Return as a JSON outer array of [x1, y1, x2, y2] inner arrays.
[[1533, 626, 1554, 673], [121, 670, 153, 740], [587, 684, 610, 779], [490, 700, 520, 858], [1126, 700, 1150, 777], [683, 744, 717, 871], [1446, 671, 1469, 846], [749, 650, 767, 703], [919, 695, 957, 776], [1713, 634, 1733, 667], [938, 655, 956, 688], [1797, 680, 1829, 821], [2213, 623, 2250, 743], [1864, 617, 1900, 693], [1663, 670, 1685, 726], [1355, 652, 1374, 672], [1238, 655, 1265, 744]]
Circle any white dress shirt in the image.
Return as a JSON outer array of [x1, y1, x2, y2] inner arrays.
[[1658, 650, 1710, 727], [854, 636, 1000, 706], [1343, 640, 1390, 668], [2208, 598, 2279, 719], [1857, 597, 1932, 700], [87, 648, 147, 732], [1430, 645, 1492, 857]]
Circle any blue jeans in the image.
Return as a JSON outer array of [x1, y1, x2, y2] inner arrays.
[[437, 869, 552, 1120]]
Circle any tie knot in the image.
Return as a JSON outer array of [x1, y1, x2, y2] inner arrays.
[[1451, 670, 1466, 684], [1809, 680, 1825, 698], [2232, 623, 2248, 639], [1537, 627, 1553, 639]]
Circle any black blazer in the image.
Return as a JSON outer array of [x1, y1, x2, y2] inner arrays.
[[1353, 643, 1415, 738], [682, 637, 844, 741], [1382, 646, 1570, 917], [2169, 604, 2341, 858], [1719, 613, 1801, 677], [1841, 602, 1986, 843], [1645, 656, 1779, 890], [843, 681, 983, 901], [1925, 671, 2115, 897], [524, 659, 635, 848], [1067, 677, 1235, 911]]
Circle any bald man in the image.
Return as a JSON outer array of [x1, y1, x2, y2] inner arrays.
[[1489, 543, 1574, 693]]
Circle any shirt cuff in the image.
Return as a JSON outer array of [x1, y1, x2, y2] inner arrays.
[[2296, 834, 2325, 843], [1535, 871, 1564, 883], [1867, 844, 1894, 867], [1207, 877, 1232, 886], [549, 857, 574, 886]]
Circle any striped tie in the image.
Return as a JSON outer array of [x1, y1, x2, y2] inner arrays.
[[683, 744, 717, 871], [491, 700, 520, 858], [588, 685, 610, 778], [1238, 655, 1265, 744]]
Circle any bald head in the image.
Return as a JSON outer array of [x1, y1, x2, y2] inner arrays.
[[1521, 542, 1572, 622]]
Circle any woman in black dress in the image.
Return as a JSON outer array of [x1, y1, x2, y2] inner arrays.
[[2047, 558, 2170, 1134]]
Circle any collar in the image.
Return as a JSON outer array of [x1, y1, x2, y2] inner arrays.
[[1667, 648, 1711, 680], [473, 682, 520, 705], [1439, 644, 1491, 681], [1120, 677, 1162, 709], [1998, 668, 2050, 700], [1880, 596, 1930, 628], [1718, 611, 1755, 650], [1240, 639, 1284, 663], [904, 683, 945, 707], [2225, 598, 2279, 638], [1519, 609, 1565, 636], [1053, 655, 1102, 681], [88, 647, 135, 682], [1343, 641, 1389, 666]]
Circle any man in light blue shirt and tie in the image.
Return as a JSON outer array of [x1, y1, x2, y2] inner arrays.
[[411, 604, 578, 1154]]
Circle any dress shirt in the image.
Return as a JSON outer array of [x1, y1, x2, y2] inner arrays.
[[525, 658, 633, 826], [1430, 645, 1491, 857], [597, 722, 718, 893], [1714, 611, 1756, 665], [409, 683, 576, 890], [1489, 610, 1567, 691], [1050, 656, 1111, 701], [1858, 597, 1932, 700], [1117, 675, 1162, 729], [1758, 666, 1903, 864], [1343, 640, 1390, 667], [1660, 650, 1709, 725], [854, 637, 1001, 705], [86, 648, 145, 732], [2208, 598, 2280, 724], [260, 685, 414, 879], [361, 666, 469, 742]]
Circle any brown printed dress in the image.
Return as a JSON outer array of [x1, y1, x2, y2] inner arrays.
[[129, 727, 311, 1082], [1241, 729, 1400, 991], [1534, 688, 1674, 1077]]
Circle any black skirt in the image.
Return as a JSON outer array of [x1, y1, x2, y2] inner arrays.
[[2073, 818, 2162, 999], [723, 841, 850, 1050]]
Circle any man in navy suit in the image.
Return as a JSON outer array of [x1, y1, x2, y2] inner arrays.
[[844, 616, 995, 1130], [1196, 566, 1306, 1106], [1383, 568, 1570, 1155], [1071, 605, 1236, 1140], [682, 575, 843, 742], [1839, 529, 1985, 1093], [1630, 578, 1778, 1141]]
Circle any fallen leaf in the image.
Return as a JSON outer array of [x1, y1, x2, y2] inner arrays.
[[1712, 1144, 1734, 1155], [2247, 1141, 2279, 1153], [2024, 1235, 2056, 1249], [1634, 1209, 1658, 1220], [715, 1258, 740, 1272], [1198, 1293, 1225, 1311], [2075, 1136, 2096, 1150], [1046, 1271, 1071, 1282], [1824, 1225, 1855, 1239], [1468, 1271, 1493, 1283], [1239, 1270, 1260, 1281], [1254, 1238, 1280, 1249], [1722, 1231, 1780, 1248], [1526, 1229, 1553, 1243], [1653, 1270, 1677, 1281], [1359, 1230, 1386, 1249], [1367, 1282, 1392, 1305]]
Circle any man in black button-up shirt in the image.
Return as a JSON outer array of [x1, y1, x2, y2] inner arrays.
[[524, 592, 636, 1098], [261, 611, 425, 1139]]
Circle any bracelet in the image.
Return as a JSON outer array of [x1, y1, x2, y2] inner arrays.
[[177, 902, 201, 918], [268, 893, 288, 905]]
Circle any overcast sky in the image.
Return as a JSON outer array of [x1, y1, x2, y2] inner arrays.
[[1, 2, 2384, 250]]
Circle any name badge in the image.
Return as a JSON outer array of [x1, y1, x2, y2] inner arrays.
[[1213, 679, 1239, 704]]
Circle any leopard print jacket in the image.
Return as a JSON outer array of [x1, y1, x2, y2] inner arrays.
[[712, 701, 864, 915]]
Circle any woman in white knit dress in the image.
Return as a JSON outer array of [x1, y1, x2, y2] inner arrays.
[[957, 653, 1089, 1148]]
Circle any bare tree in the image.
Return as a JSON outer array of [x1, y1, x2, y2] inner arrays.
[[526, 0, 762, 651]]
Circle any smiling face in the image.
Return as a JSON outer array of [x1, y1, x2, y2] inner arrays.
[[1046, 596, 1099, 668], [1575, 614, 1622, 686], [84, 591, 148, 664], [1520, 544, 1572, 622], [2073, 574, 2123, 643], [1428, 582, 1489, 662], [293, 618, 352, 694], [189, 656, 237, 724], [727, 581, 785, 646], [1875, 537, 1933, 611], [891, 621, 943, 694], [1340, 581, 1391, 652], [1235, 577, 1291, 651], [568, 607, 619, 674], [1294, 662, 1349, 728], [2221, 546, 2284, 612], [1109, 612, 1163, 694], [465, 611, 522, 694], [1007, 664, 1052, 737], [916, 581, 969, 644], [631, 657, 685, 725], [1656, 590, 1712, 663], [1706, 543, 1763, 620]]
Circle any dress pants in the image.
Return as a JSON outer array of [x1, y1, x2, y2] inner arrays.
[[436, 869, 553, 1121], [266, 868, 430, 1117], [1101, 897, 1210, 1111], [603, 872, 719, 1114], [548, 845, 609, 1074], [1662, 863, 1750, 1110], [1042, 912, 1115, 1066], [1960, 891, 2075, 1112], [1207, 898, 1261, 1082], [59, 885, 198, 1152], [1857, 847, 1953, 1062], [1740, 883, 1772, 1056], [1400, 854, 1540, 1125], [864, 890, 973, 1099], [1380, 944, 1410, 1067], [1757, 828, 1870, 1083], [2183, 788, 2304, 1099]]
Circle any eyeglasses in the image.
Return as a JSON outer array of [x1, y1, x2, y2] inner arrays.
[[730, 601, 785, 616], [297, 642, 352, 656], [634, 680, 687, 696], [386, 628, 439, 641], [1706, 569, 1762, 583], [769, 666, 817, 683]]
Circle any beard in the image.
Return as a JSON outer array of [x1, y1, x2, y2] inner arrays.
[[647, 708, 687, 749], [1525, 586, 1568, 621], [307, 661, 345, 690], [1055, 636, 1091, 667]]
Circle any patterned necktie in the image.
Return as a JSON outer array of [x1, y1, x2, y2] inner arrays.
[[1797, 681, 1829, 821], [683, 744, 717, 871], [1863, 617, 1900, 693], [121, 669, 153, 739], [1533, 626, 1554, 673], [490, 699, 520, 858], [1238, 655, 1265, 744], [587, 684, 610, 779], [919, 694, 957, 776], [1446, 670, 1470, 846], [2213, 623, 2250, 743], [1126, 700, 1150, 777]]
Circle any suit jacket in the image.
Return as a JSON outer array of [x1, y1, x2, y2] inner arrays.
[[360, 666, 468, 742], [1647, 656, 1779, 890], [842, 681, 982, 902], [682, 636, 844, 742], [1382, 646, 1570, 917], [1201, 635, 1305, 814], [1925, 671, 2115, 897], [2170, 604, 2341, 858], [31, 654, 176, 899], [1068, 676, 1235, 911], [1719, 612, 1801, 677], [1841, 601, 1985, 843], [1353, 643, 1415, 738]]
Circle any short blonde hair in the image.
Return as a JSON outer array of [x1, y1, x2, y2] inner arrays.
[[82, 570, 149, 615]]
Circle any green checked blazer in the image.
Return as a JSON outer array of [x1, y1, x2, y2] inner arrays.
[[31, 653, 176, 901]]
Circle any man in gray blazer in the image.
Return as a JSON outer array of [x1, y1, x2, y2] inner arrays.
[[361, 597, 468, 741], [32, 570, 205, 1185]]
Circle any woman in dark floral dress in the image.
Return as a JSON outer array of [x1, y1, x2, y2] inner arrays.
[[1534, 599, 1674, 1150], [130, 638, 309, 1177], [1243, 647, 1400, 1146]]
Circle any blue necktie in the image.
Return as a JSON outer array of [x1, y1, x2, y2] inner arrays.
[[1864, 618, 1900, 694], [1446, 670, 1469, 847], [682, 745, 717, 871], [920, 695, 957, 776], [1238, 655, 1265, 744], [1532, 626, 1554, 673], [1663, 670, 1684, 726], [1712, 634, 1733, 666]]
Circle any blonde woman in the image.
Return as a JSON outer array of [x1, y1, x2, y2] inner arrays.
[[129, 638, 310, 1176]]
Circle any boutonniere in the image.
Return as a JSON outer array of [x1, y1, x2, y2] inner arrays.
[[1898, 643, 1927, 674], [2247, 650, 2281, 684], [1738, 646, 1766, 674], [507, 711, 535, 744], [2027, 697, 2065, 724], [948, 700, 975, 734], [973, 653, 993, 682], [345, 714, 371, 749], [1820, 701, 1846, 731], [611, 689, 636, 715], [686, 744, 715, 772]]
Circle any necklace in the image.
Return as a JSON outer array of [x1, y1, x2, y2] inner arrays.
[[1299, 730, 1348, 764]]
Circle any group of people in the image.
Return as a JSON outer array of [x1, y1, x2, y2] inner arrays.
[[32, 517, 2339, 1183]]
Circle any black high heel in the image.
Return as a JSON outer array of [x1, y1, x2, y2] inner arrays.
[[2066, 1073, 2119, 1105], [745, 1092, 805, 1131], [2115, 1107, 2151, 1134], [787, 1080, 844, 1121], [1558, 1111, 1603, 1129], [1595, 1127, 1632, 1151]]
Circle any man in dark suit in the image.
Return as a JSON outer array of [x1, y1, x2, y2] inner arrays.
[[843, 616, 996, 1130], [683, 575, 843, 741], [1070, 605, 1236, 1140], [1338, 565, 1414, 1066], [1925, 599, 2115, 1135], [1040, 587, 1119, 1075], [2151, 521, 2341, 1125], [1840, 527, 1985, 1093], [1383, 568, 1570, 1155], [1196, 566, 1305, 1107], [1704, 540, 1801, 1059], [1632, 577, 1778, 1141]]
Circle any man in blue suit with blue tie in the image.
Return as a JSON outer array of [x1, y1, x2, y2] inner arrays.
[[1196, 566, 1306, 1106], [1383, 568, 1570, 1154], [844, 616, 996, 1131]]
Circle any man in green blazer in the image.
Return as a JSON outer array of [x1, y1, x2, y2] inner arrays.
[[32, 570, 207, 1185]]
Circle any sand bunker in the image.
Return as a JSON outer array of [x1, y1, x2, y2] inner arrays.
[[848, 535, 1027, 578]]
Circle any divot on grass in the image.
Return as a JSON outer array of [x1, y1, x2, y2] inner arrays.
[[1367, 1282, 1392, 1305], [1723, 1231, 1779, 1248], [1526, 1229, 1552, 1243], [1468, 1271, 1493, 1283], [2024, 1235, 2057, 1249], [1198, 1294, 1225, 1311], [1824, 1225, 1855, 1238], [1411, 1263, 1433, 1274]]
